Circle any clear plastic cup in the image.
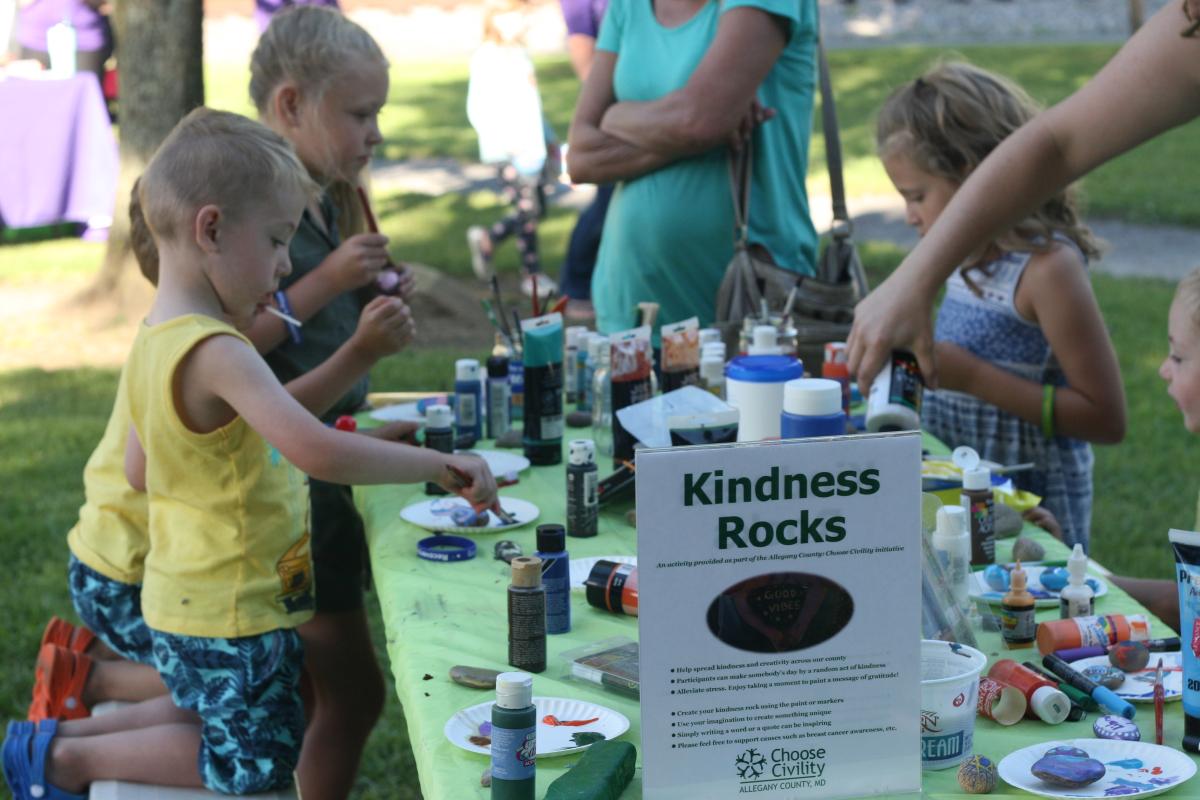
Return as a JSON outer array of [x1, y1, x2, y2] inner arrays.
[[920, 639, 987, 770]]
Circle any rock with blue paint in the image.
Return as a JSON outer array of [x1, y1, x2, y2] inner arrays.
[[1082, 664, 1126, 690], [957, 755, 997, 794], [1093, 714, 1141, 741], [1044, 746, 1090, 759], [1030, 748, 1106, 788], [1038, 567, 1069, 592], [984, 564, 1010, 592]]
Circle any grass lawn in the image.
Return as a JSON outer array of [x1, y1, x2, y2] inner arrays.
[[1, 42, 1196, 796]]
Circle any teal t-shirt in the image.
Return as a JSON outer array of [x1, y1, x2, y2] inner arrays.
[[593, 0, 818, 338]]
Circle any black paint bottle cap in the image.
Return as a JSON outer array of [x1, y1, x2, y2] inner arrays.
[[487, 355, 509, 378], [537, 524, 566, 554]]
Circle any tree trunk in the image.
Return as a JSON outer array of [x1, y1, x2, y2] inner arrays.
[[84, 0, 204, 304], [1129, 0, 1145, 33]]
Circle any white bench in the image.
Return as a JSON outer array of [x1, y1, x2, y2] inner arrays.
[[88, 703, 298, 800]]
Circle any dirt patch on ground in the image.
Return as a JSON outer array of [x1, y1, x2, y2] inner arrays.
[[0, 264, 494, 372]]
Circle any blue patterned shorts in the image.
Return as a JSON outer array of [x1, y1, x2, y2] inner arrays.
[[67, 555, 154, 664], [151, 628, 304, 795]]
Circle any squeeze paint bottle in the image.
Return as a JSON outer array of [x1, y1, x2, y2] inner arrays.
[[865, 350, 923, 431], [1035, 613, 1150, 656], [564, 326, 588, 405], [987, 660, 1071, 724], [578, 334, 605, 414], [609, 326, 654, 468], [1001, 561, 1037, 649], [423, 404, 454, 496], [661, 317, 701, 392], [1060, 543, 1095, 619], [508, 556, 546, 672], [932, 505, 972, 617], [962, 465, 996, 566], [491, 672, 536, 800], [455, 358, 482, 447], [536, 524, 570, 634], [821, 342, 852, 416], [486, 356, 512, 440], [520, 313, 564, 466], [700, 353, 726, 400], [566, 439, 598, 538]]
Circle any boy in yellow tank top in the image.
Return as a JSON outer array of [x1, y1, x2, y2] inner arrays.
[[29, 178, 423, 727], [1, 109, 497, 798]]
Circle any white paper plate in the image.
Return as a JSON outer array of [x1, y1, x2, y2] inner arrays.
[[1070, 652, 1183, 703], [368, 401, 428, 424], [456, 449, 531, 477], [968, 565, 1108, 608], [399, 496, 538, 533], [998, 738, 1196, 798], [444, 696, 629, 758], [570, 556, 636, 590]]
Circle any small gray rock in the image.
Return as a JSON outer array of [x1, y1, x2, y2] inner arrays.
[[1012, 537, 1045, 563], [494, 429, 523, 448], [449, 665, 502, 689], [1082, 665, 1125, 690], [494, 540, 522, 563], [480, 767, 492, 787]]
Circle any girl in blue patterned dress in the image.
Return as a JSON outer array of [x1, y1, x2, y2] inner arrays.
[[876, 62, 1126, 550]]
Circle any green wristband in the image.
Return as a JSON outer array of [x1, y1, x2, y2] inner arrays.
[[1041, 383, 1055, 439]]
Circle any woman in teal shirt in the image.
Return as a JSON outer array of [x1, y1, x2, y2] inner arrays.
[[566, 0, 819, 337]]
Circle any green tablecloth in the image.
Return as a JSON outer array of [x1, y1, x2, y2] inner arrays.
[[357, 432, 1187, 799]]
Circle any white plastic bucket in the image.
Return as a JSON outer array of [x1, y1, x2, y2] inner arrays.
[[920, 639, 986, 770]]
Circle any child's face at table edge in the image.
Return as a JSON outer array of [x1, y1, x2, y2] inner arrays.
[[291, 60, 388, 183], [207, 188, 307, 331], [1161, 294, 1200, 433]]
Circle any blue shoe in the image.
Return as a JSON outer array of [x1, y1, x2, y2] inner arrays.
[[2, 719, 84, 800]]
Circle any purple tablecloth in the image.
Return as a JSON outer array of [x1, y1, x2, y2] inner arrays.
[[0, 73, 117, 236]]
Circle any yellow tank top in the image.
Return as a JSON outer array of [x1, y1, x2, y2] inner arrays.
[[66, 365, 149, 585], [126, 315, 314, 637]]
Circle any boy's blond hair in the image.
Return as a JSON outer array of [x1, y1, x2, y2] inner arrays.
[[1177, 268, 1200, 333], [128, 177, 159, 286], [138, 108, 316, 245], [249, 6, 387, 237]]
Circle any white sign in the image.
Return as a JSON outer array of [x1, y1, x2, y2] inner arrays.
[[637, 433, 923, 800]]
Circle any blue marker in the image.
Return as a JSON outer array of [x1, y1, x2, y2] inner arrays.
[[1043, 653, 1136, 720]]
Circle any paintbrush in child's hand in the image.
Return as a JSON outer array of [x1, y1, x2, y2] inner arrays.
[[445, 463, 516, 524], [356, 186, 409, 296]]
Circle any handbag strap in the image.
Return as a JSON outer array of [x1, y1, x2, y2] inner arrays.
[[728, 40, 851, 253]]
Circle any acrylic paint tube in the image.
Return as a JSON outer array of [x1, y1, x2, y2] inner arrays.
[[510, 359, 524, 423], [660, 317, 700, 393], [520, 313, 564, 466], [491, 672, 536, 800], [987, 659, 1070, 724], [1035, 613, 1151, 655], [423, 404, 454, 495], [609, 326, 653, 469], [976, 676, 1027, 726], [536, 525, 570, 634], [585, 560, 638, 617], [508, 556, 546, 672], [962, 465, 995, 566], [1170, 528, 1200, 751], [486, 356, 512, 440], [566, 439, 598, 538], [865, 349, 923, 432]]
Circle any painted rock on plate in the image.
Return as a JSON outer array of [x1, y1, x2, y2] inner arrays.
[[1094, 714, 1141, 741], [1043, 746, 1090, 759], [957, 755, 998, 794], [1038, 567, 1070, 592], [1012, 537, 1045, 563], [1082, 665, 1126, 690], [1031, 753, 1106, 788], [983, 564, 1010, 592], [1110, 640, 1151, 672]]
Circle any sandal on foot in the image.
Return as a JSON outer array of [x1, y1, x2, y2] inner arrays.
[[28, 644, 92, 722], [3, 719, 84, 800], [39, 618, 95, 656]]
